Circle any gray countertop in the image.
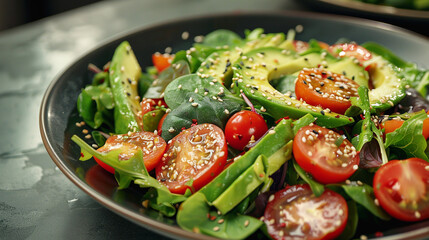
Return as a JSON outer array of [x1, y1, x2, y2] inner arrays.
[[0, 0, 427, 239]]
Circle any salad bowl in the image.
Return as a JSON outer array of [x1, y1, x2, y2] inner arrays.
[[40, 11, 429, 240]]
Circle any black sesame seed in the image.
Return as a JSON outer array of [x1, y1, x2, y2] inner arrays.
[[128, 78, 132, 84], [320, 82, 325, 87], [352, 76, 355, 80], [204, 88, 210, 92], [246, 66, 251, 69], [327, 76, 334, 80], [304, 58, 308, 61], [320, 110, 325, 115], [303, 80, 307, 85], [250, 76, 255, 79], [312, 130, 319, 135], [226, 62, 231, 68]]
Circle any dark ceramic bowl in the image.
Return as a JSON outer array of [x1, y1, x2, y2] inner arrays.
[[40, 12, 429, 240]]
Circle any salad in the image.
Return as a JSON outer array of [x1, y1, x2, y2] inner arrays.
[[72, 28, 429, 240]]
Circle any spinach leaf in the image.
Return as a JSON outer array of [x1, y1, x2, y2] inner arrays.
[[342, 183, 391, 221], [161, 74, 244, 141], [293, 159, 325, 197], [201, 29, 243, 48], [143, 60, 190, 98], [385, 110, 428, 161], [77, 84, 114, 130], [177, 192, 262, 240], [270, 75, 296, 96]]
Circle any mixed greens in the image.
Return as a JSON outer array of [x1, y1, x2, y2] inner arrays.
[[72, 28, 429, 239]]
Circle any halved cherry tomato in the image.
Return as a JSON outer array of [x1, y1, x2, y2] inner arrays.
[[373, 158, 429, 222], [96, 131, 167, 173], [155, 123, 228, 194], [152, 53, 173, 72], [329, 43, 372, 63], [383, 117, 429, 139], [225, 110, 268, 150], [264, 184, 348, 240], [293, 125, 359, 184], [295, 68, 360, 114]]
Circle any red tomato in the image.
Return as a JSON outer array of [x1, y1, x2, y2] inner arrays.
[[157, 112, 168, 134], [383, 118, 429, 139], [293, 40, 309, 53], [329, 43, 372, 62], [156, 123, 228, 194], [264, 184, 348, 240], [293, 41, 329, 53], [373, 158, 429, 221], [225, 110, 268, 150], [94, 156, 115, 174], [85, 164, 117, 195], [293, 125, 359, 184], [152, 53, 173, 72], [141, 98, 167, 116], [295, 68, 360, 114], [96, 131, 167, 173]]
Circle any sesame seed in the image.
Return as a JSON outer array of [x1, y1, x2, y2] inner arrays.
[[374, 198, 380, 206], [213, 226, 220, 232], [181, 31, 189, 40], [218, 219, 224, 224], [91, 144, 98, 148], [192, 103, 199, 107], [360, 235, 368, 240], [268, 130, 276, 135], [244, 220, 250, 227], [178, 85, 182, 89], [84, 134, 91, 139], [268, 194, 275, 202], [415, 211, 421, 218]]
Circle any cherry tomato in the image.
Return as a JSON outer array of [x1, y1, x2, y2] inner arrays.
[[152, 52, 173, 72], [141, 98, 167, 116], [157, 112, 168, 134], [225, 110, 268, 150], [96, 131, 167, 173], [293, 41, 329, 53], [295, 68, 360, 114], [329, 43, 372, 63], [264, 184, 348, 240], [293, 40, 309, 53], [156, 123, 228, 194], [373, 158, 429, 221], [383, 118, 429, 139], [293, 125, 359, 184], [85, 164, 117, 195]]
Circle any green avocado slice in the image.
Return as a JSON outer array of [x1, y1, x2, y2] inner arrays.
[[233, 47, 354, 128], [109, 41, 142, 133]]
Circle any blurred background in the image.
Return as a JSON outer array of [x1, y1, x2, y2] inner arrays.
[[0, 0, 102, 31]]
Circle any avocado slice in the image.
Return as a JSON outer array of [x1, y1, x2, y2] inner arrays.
[[197, 33, 285, 86], [109, 41, 142, 133], [363, 55, 406, 113], [233, 47, 354, 128]]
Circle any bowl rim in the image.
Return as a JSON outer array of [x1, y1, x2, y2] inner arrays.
[[39, 10, 429, 240]]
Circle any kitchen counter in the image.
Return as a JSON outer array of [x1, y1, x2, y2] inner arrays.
[[0, 0, 427, 239]]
